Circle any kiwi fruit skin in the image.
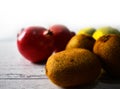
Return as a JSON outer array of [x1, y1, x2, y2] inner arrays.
[[93, 34, 120, 77], [45, 48, 101, 87], [66, 34, 95, 51]]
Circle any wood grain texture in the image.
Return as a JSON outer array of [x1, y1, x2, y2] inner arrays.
[[0, 41, 120, 89]]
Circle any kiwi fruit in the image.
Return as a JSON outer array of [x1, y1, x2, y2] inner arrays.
[[93, 34, 120, 77], [66, 34, 95, 51], [45, 48, 101, 87]]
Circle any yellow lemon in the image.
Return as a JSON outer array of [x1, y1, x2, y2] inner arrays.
[[92, 26, 119, 40]]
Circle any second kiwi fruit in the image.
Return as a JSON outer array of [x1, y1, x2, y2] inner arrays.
[[93, 34, 120, 78], [66, 34, 95, 51]]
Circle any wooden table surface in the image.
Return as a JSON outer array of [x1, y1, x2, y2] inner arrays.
[[0, 41, 120, 89]]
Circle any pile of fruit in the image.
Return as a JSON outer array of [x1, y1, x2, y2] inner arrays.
[[17, 25, 120, 88]]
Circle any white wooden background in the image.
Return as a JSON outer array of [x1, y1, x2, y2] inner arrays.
[[0, 41, 120, 89]]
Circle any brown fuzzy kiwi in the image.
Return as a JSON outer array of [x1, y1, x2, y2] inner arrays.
[[93, 34, 120, 77], [45, 48, 101, 87], [66, 34, 95, 51]]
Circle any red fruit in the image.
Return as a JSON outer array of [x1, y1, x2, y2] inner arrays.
[[49, 24, 75, 52], [17, 26, 54, 63]]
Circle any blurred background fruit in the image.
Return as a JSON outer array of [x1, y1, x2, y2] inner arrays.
[[77, 27, 96, 36], [48, 24, 75, 52]]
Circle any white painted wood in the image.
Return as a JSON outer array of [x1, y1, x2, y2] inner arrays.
[[0, 41, 120, 89]]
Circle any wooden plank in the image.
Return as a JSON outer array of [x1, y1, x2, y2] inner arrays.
[[0, 80, 59, 89], [0, 79, 120, 89]]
